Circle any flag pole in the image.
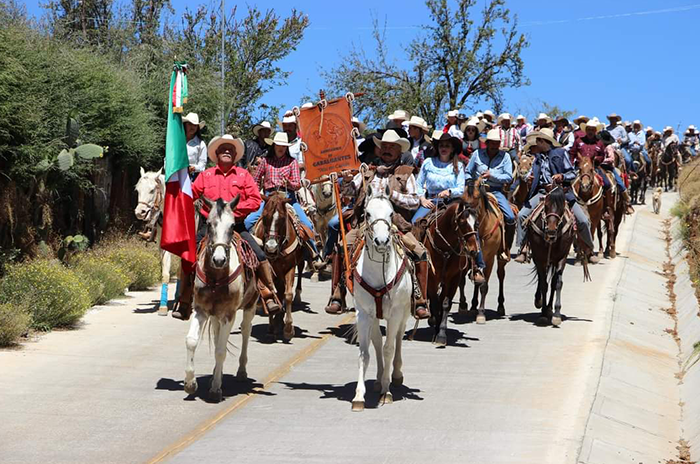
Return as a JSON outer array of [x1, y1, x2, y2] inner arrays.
[[220, 0, 225, 135]]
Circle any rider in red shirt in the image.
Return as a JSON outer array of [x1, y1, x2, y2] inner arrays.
[[172, 135, 281, 320]]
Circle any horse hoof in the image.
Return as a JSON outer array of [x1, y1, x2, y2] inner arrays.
[[380, 392, 393, 405], [184, 380, 197, 395], [391, 376, 404, 387], [208, 389, 223, 403], [157, 306, 168, 316], [236, 370, 247, 381], [497, 306, 506, 317], [458, 303, 469, 314], [434, 335, 447, 346], [476, 314, 486, 325], [293, 294, 302, 305], [610, 250, 617, 259], [351, 401, 365, 412], [283, 324, 294, 341], [552, 316, 562, 327]]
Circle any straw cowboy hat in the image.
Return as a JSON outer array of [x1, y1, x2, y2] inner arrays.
[[606, 113, 622, 122], [464, 116, 486, 133], [516, 114, 526, 121], [528, 128, 561, 148], [207, 135, 244, 164], [687, 125, 697, 135], [475, 112, 484, 119], [265, 132, 293, 147], [645, 126, 654, 133], [387, 109, 409, 121], [536, 113, 552, 124], [554, 115, 569, 124], [182, 112, 205, 129], [573, 115, 589, 125], [632, 120, 642, 128], [407, 115, 431, 132], [279, 113, 297, 127], [445, 109, 459, 118], [373, 129, 411, 153], [482, 110, 495, 121], [497, 113, 512, 124], [351, 117, 367, 133], [664, 126, 673, 133], [580, 118, 605, 133], [432, 131, 462, 154], [486, 129, 501, 142], [252, 121, 273, 136]]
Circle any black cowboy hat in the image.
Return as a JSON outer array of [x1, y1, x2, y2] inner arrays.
[[598, 130, 614, 145], [431, 132, 462, 155], [358, 132, 381, 154]]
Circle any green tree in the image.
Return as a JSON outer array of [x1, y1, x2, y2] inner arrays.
[[322, 0, 528, 129]]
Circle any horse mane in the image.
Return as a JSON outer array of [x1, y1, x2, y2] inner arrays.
[[547, 186, 566, 213], [262, 191, 288, 223], [465, 180, 495, 215]]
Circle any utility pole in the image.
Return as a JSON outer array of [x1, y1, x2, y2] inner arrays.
[[220, 0, 225, 135]]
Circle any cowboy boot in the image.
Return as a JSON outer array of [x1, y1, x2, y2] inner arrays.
[[514, 243, 529, 264], [324, 253, 345, 315], [623, 190, 635, 215], [472, 268, 486, 284], [501, 222, 515, 261], [256, 261, 282, 315], [414, 261, 430, 320], [172, 271, 194, 321]]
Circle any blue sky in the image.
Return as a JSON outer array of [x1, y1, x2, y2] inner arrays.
[[23, 0, 700, 132]]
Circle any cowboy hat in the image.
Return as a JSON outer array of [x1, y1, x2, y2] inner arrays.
[[482, 110, 495, 121], [475, 112, 484, 119], [387, 109, 409, 121], [645, 126, 654, 133], [351, 117, 367, 133], [264, 132, 293, 147], [632, 120, 642, 127], [358, 132, 381, 154], [599, 130, 615, 145], [280, 114, 297, 126], [445, 109, 459, 118], [554, 115, 569, 124], [580, 118, 605, 133], [536, 113, 550, 122], [606, 113, 622, 122], [407, 115, 430, 132], [182, 112, 205, 129], [516, 114, 526, 121], [464, 117, 486, 133], [497, 113, 512, 124], [687, 125, 697, 134], [207, 135, 244, 164], [486, 128, 501, 142], [373, 129, 411, 153], [432, 131, 462, 154], [664, 126, 673, 133], [252, 121, 273, 136], [529, 128, 562, 148], [573, 115, 589, 125]]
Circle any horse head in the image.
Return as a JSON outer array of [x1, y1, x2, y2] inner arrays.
[[364, 184, 394, 252], [577, 156, 595, 193], [203, 195, 240, 269], [453, 201, 480, 258], [261, 192, 291, 256], [134, 167, 164, 221], [518, 155, 534, 181], [543, 187, 566, 243], [462, 178, 494, 217], [320, 181, 333, 200]]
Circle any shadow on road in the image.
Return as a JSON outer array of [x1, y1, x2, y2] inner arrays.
[[449, 309, 505, 325], [406, 327, 477, 348], [155, 375, 275, 403], [133, 299, 160, 314], [509, 312, 593, 327], [244, 323, 323, 345], [278, 380, 423, 408]]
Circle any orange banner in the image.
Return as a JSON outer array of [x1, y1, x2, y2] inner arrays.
[[297, 97, 360, 182]]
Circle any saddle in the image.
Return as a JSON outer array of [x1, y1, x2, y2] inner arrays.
[[524, 200, 575, 238]]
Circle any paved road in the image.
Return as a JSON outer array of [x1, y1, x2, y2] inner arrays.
[[0, 192, 671, 464]]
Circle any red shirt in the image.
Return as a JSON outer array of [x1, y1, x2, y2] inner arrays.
[[192, 165, 262, 219], [569, 136, 605, 165]]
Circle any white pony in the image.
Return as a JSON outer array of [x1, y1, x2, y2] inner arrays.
[[184, 196, 258, 402], [351, 184, 412, 411], [134, 167, 172, 315]]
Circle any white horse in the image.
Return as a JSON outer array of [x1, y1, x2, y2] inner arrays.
[[134, 167, 172, 316], [184, 195, 258, 402], [351, 184, 412, 412]]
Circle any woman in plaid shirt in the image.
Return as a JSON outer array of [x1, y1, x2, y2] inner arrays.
[[244, 132, 324, 269]]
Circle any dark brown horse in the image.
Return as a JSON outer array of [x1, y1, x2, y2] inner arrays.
[[254, 192, 305, 341], [422, 201, 480, 346], [659, 146, 678, 191], [572, 156, 605, 259], [527, 187, 580, 326]]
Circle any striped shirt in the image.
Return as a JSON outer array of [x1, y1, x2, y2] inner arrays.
[[498, 127, 520, 150]]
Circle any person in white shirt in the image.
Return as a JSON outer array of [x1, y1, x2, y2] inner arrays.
[[280, 112, 304, 169], [182, 113, 207, 179]]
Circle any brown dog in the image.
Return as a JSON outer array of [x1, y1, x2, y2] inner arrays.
[[653, 187, 662, 215]]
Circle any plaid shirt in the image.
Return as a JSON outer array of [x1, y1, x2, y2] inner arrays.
[[252, 154, 302, 192]]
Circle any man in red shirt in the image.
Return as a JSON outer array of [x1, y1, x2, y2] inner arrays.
[[172, 135, 281, 320]]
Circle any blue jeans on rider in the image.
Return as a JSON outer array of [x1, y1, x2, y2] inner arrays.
[[491, 191, 515, 225], [411, 198, 446, 224], [595, 167, 611, 190], [324, 207, 351, 258], [622, 148, 632, 169], [642, 149, 651, 164], [600, 165, 626, 192]]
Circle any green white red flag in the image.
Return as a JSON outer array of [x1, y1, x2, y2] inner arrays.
[[160, 62, 196, 272]]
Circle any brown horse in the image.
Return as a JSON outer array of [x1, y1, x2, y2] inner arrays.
[[254, 192, 304, 341], [527, 187, 580, 326], [422, 201, 480, 346], [509, 154, 534, 209], [459, 178, 510, 324], [595, 170, 624, 259], [571, 156, 605, 259]]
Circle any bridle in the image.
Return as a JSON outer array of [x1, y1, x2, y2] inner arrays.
[[263, 204, 290, 257], [137, 177, 163, 221]]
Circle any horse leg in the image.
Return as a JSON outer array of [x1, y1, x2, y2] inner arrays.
[[209, 317, 235, 403], [283, 269, 295, 341], [380, 317, 399, 405], [237, 307, 255, 380], [293, 260, 303, 305], [458, 271, 469, 313], [435, 295, 451, 346], [497, 260, 506, 317], [470, 282, 479, 314], [158, 251, 171, 316], [391, 317, 407, 388], [352, 309, 371, 412], [552, 266, 565, 327], [476, 282, 489, 324], [184, 310, 208, 395], [536, 267, 549, 324], [371, 321, 384, 392]]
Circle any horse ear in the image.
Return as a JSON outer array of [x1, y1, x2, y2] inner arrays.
[[201, 196, 215, 211], [229, 194, 240, 211], [140, 166, 146, 177], [157, 167, 163, 177]]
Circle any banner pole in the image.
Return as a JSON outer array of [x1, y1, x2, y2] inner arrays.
[[333, 180, 353, 293]]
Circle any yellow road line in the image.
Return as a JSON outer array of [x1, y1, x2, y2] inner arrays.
[[146, 312, 355, 464]]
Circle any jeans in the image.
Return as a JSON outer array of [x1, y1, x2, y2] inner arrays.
[[411, 198, 455, 223], [595, 167, 611, 190], [324, 207, 350, 258], [516, 192, 594, 250], [601, 165, 626, 192], [491, 190, 515, 224], [622, 147, 632, 169]]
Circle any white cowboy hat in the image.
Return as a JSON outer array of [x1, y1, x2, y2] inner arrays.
[[252, 121, 273, 136], [664, 126, 673, 132], [645, 126, 654, 132], [464, 117, 486, 133], [606, 113, 622, 122], [632, 120, 642, 127], [280, 114, 297, 125], [372, 129, 411, 153], [687, 125, 697, 134], [497, 113, 512, 124], [387, 109, 409, 121], [580, 118, 605, 133], [265, 132, 293, 147], [351, 117, 367, 133], [482, 110, 495, 121], [207, 135, 244, 164], [445, 109, 459, 118], [430, 129, 444, 141], [529, 127, 562, 148], [407, 115, 430, 132], [475, 111, 484, 119], [536, 113, 550, 122], [573, 115, 589, 125], [486, 128, 501, 142], [182, 112, 205, 129], [516, 114, 526, 121]]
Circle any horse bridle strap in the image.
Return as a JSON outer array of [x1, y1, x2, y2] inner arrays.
[[195, 262, 243, 289], [353, 257, 408, 320], [572, 177, 604, 206]]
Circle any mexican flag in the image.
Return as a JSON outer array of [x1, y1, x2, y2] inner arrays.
[[160, 62, 196, 273]]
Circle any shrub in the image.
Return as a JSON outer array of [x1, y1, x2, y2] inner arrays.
[[72, 255, 130, 305], [100, 239, 161, 291], [0, 259, 91, 330], [0, 302, 31, 346]]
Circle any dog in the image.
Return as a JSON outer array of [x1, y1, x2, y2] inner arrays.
[[652, 187, 662, 214]]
